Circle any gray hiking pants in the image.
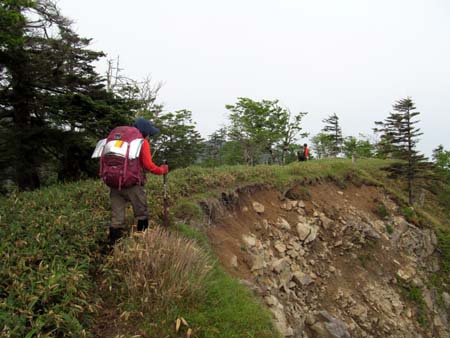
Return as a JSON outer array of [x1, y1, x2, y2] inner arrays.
[[110, 185, 148, 229]]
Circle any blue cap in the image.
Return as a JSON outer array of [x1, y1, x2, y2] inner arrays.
[[133, 117, 160, 137]]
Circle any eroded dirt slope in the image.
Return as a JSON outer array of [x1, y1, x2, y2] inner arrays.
[[207, 182, 449, 338]]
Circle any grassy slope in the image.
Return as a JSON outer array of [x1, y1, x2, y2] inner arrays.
[[1, 159, 448, 337]]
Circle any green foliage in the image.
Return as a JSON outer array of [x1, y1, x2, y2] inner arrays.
[[172, 199, 203, 222], [285, 143, 304, 164], [227, 98, 283, 165], [374, 97, 431, 205], [103, 223, 280, 337], [375, 202, 389, 219], [0, 0, 139, 191], [154, 224, 280, 338], [176, 266, 279, 338], [401, 206, 419, 224], [226, 98, 308, 165], [0, 0, 33, 48], [343, 136, 374, 159], [397, 279, 428, 327], [200, 127, 229, 166], [436, 229, 450, 276], [432, 145, 450, 173], [0, 181, 109, 337], [199, 129, 246, 167], [311, 132, 334, 159], [149, 109, 204, 169], [385, 223, 394, 234], [2, 158, 447, 337], [432, 145, 450, 210], [358, 254, 373, 269], [219, 140, 246, 165]]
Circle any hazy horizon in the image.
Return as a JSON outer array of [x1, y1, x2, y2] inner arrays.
[[57, 0, 450, 157]]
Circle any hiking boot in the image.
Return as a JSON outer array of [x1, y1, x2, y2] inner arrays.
[[137, 219, 149, 232], [108, 227, 123, 246]]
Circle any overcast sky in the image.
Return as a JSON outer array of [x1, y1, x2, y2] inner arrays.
[[57, 0, 450, 156]]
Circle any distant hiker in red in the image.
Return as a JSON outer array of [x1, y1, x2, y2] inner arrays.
[[297, 143, 308, 161], [93, 118, 168, 245], [303, 143, 309, 160]]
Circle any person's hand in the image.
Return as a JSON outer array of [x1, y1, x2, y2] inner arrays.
[[161, 164, 169, 174]]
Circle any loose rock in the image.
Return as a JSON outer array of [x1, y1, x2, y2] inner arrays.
[[252, 201, 265, 214], [230, 255, 238, 268]]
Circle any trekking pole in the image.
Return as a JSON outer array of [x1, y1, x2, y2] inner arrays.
[[163, 160, 169, 228]]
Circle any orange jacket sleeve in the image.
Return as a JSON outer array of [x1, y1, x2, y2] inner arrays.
[[139, 139, 164, 175]]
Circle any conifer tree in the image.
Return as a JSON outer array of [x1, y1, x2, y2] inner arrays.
[[374, 97, 430, 205], [0, 0, 137, 190], [321, 113, 343, 157]]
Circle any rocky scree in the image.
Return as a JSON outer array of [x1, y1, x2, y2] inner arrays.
[[207, 183, 449, 338]]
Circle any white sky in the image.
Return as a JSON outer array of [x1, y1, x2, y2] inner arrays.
[[57, 0, 450, 156]]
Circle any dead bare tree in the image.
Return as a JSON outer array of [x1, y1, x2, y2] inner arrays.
[[105, 57, 163, 117]]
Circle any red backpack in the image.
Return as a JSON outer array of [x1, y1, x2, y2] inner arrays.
[[97, 126, 145, 190]]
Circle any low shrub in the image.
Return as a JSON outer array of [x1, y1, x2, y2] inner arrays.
[[385, 223, 394, 235], [0, 182, 107, 337], [172, 199, 203, 223], [402, 206, 419, 224], [375, 201, 389, 219]]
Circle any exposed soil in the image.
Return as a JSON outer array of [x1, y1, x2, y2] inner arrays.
[[207, 181, 447, 338], [208, 183, 396, 282]]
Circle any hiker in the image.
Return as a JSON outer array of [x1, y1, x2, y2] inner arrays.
[[93, 118, 169, 245], [297, 143, 309, 162], [303, 143, 309, 160]]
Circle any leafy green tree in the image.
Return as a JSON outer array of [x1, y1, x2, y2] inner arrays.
[[342, 135, 374, 159], [277, 109, 308, 165], [374, 97, 430, 205], [321, 113, 343, 157], [219, 140, 246, 165], [432, 145, 450, 210], [200, 127, 231, 167], [432, 145, 450, 173], [284, 143, 303, 164], [226, 98, 307, 165], [226, 98, 285, 165], [311, 132, 334, 159], [149, 110, 204, 169]]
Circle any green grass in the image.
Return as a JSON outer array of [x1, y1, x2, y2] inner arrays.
[[1, 158, 449, 337], [135, 266, 279, 338], [169, 223, 280, 338], [171, 199, 204, 223], [375, 202, 389, 219], [385, 223, 394, 235], [358, 254, 371, 269]]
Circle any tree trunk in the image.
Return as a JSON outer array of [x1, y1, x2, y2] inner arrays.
[[11, 56, 41, 190], [407, 170, 413, 205], [406, 108, 413, 205]]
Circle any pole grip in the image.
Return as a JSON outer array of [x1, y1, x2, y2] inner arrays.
[[162, 159, 169, 227], [163, 159, 168, 184]]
